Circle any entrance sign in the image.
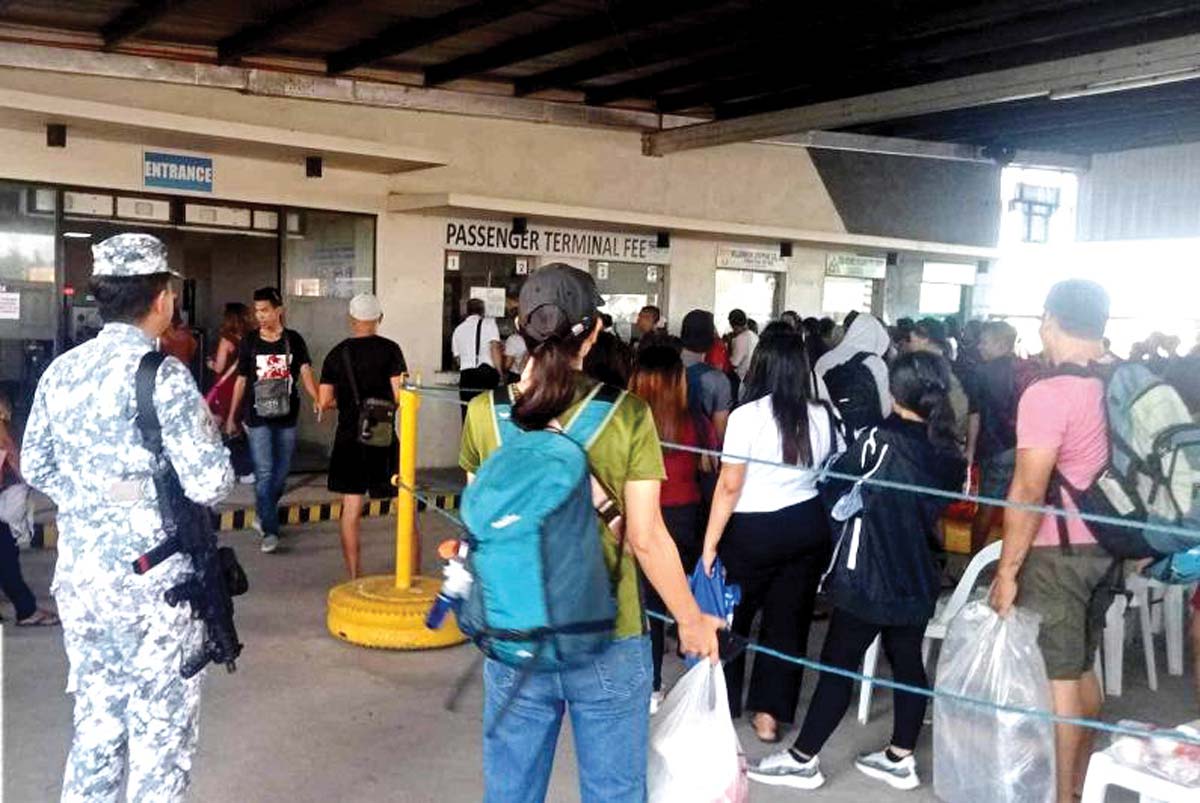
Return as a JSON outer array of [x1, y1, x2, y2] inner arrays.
[[446, 219, 670, 263], [143, 151, 214, 193], [717, 244, 790, 272]]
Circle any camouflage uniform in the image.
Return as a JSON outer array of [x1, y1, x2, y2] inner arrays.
[[21, 234, 233, 803]]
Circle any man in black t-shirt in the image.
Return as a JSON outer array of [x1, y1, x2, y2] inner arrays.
[[964, 320, 1020, 553], [226, 287, 320, 554], [318, 293, 406, 579]]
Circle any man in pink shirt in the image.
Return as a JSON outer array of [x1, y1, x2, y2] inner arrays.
[[990, 279, 1113, 803]]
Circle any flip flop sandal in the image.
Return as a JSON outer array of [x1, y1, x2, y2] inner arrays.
[[17, 609, 60, 627]]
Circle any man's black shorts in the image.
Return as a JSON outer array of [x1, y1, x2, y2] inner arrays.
[[328, 437, 397, 498]]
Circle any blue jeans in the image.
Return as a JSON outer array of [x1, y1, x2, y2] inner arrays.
[[482, 636, 652, 803], [245, 425, 297, 536]]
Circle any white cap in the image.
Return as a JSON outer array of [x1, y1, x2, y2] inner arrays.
[[349, 293, 383, 321]]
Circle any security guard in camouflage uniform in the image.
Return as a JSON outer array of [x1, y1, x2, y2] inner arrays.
[[22, 233, 233, 803]]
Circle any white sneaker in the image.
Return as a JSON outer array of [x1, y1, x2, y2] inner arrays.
[[250, 516, 263, 534], [854, 749, 920, 790], [747, 750, 825, 790], [261, 534, 279, 554], [649, 691, 665, 715]]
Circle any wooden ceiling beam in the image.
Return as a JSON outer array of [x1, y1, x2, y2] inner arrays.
[[326, 0, 546, 76], [423, 0, 721, 87], [100, 0, 192, 49], [217, 0, 342, 65]]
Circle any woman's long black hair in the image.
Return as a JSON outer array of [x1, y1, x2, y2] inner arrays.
[[889, 350, 958, 452], [740, 324, 816, 466]]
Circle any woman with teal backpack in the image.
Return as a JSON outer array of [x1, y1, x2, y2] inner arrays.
[[459, 264, 723, 803]]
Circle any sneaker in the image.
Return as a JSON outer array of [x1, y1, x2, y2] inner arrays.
[[747, 750, 825, 790], [250, 516, 263, 534], [854, 749, 920, 791], [649, 691, 665, 715], [237, 473, 256, 485], [261, 534, 279, 554]]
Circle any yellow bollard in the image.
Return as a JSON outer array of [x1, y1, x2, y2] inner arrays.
[[325, 381, 467, 650], [394, 385, 419, 590]]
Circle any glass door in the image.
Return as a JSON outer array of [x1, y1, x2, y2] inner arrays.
[[282, 210, 376, 471], [0, 182, 57, 432]]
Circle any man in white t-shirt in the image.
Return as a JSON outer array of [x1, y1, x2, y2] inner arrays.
[[451, 298, 502, 415], [728, 308, 759, 382]]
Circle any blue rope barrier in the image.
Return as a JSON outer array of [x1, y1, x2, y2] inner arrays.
[[403, 383, 1200, 544], [394, 476, 1200, 748]]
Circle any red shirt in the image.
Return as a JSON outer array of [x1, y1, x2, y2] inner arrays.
[[661, 416, 701, 508], [705, 340, 732, 374]]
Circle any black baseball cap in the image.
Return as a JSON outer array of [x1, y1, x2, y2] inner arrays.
[[518, 263, 605, 343], [1044, 279, 1110, 340], [681, 309, 717, 352]]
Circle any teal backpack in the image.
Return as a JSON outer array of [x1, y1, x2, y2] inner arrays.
[[459, 383, 625, 671]]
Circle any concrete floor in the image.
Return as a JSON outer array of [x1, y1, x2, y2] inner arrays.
[[4, 515, 1195, 802]]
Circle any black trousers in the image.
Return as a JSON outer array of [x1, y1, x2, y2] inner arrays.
[[794, 608, 929, 756], [0, 521, 36, 620], [643, 503, 702, 692], [719, 498, 831, 723], [459, 366, 500, 421]]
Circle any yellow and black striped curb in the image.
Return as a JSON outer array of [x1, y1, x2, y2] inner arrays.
[[29, 492, 462, 550]]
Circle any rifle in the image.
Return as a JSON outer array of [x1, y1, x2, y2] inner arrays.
[[130, 352, 248, 679]]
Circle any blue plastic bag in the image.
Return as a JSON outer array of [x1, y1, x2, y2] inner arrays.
[[686, 559, 741, 667]]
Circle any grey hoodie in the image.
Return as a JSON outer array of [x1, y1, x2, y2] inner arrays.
[[813, 314, 893, 420]]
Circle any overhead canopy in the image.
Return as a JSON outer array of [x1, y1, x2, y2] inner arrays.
[[4, 0, 1200, 154]]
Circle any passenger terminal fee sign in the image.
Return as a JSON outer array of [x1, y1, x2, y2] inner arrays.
[[143, 151, 214, 193], [446, 219, 670, 263]]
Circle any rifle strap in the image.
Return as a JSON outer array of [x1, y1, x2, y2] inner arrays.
[[136, 351, 169, 458]]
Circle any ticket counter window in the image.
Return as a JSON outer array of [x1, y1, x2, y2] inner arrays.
[[714, 268, 783, 334], [442, 252, 522, 372], [822, 277, 875, 318], [591, 261, 667, 341]]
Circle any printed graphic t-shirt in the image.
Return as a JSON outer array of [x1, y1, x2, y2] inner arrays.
[[459, 376, 666, 640], [1017, 375, 1108, 547], [237, 329, 312, 428]]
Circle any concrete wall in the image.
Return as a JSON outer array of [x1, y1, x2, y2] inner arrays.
[[811, 150, 1002, 248], [1078, 141, 1200, 240]]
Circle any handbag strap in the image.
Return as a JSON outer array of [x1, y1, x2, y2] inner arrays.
[[340, 342, 361, 408]]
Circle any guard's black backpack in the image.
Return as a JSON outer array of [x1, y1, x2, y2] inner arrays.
[[823, 352, 883, 436]]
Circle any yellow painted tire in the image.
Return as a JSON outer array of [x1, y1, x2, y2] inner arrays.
[[327, 574, 469, 650]]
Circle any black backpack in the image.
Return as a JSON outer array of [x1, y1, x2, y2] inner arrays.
[[824, 352, 883, 436]]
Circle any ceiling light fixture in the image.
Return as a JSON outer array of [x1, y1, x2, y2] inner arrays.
[[62, 231, 93, 239], [1049, 67, 1200, 101]]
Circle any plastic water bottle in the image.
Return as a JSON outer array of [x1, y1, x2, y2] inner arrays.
[[425, 541, 472, 630]]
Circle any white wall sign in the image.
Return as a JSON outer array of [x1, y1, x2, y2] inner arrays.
[[469, 286, 507, 318], [446, 253, 460, 272], [646, 266, 658, 282], [446, 219, 670, 263], [515, 258, 529, 275], [716, 244, 790, 272], [826, 253, 887, 280], [0, 291, 19, 320], [596, 262, 610, 280]]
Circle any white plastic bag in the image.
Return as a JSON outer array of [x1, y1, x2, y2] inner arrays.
[[933, 601, 1056, 803], [0, 482, 31, 543], [648, 661, 748, 803]]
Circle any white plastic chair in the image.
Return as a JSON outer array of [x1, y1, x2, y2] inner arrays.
[[1103, 576, 1191, 695], [857, 541, 1002, 725]]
